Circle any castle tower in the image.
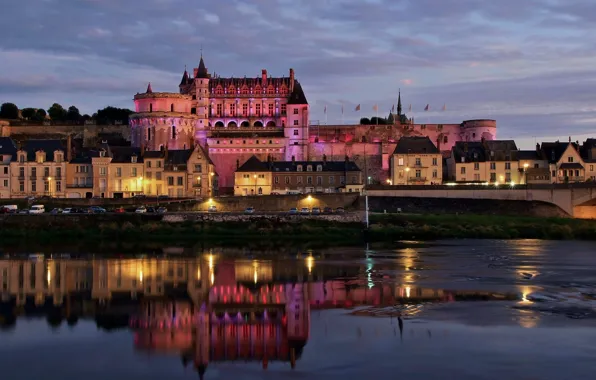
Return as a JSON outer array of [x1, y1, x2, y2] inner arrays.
[[284, 71, 309, 161], [194, 55, 210, 146]]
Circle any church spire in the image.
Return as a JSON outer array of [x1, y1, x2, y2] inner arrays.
[[146, 82, 153, 93], [397, 89, 402, 116]]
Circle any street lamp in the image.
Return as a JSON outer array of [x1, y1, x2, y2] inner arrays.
[[405, 167, 410, 186], [386, 179, 392, 185]]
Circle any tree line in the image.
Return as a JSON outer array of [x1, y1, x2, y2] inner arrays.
[[0, 102, 133, 124], [359, 112, 409, 125]]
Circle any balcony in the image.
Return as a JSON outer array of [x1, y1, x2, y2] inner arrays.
[[29, 176, 37, 180], [192, 182, 203, 188], [408, 177, 427, 183], [66, 183, 93, 188]]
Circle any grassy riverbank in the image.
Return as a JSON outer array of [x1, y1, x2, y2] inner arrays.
[[0, 213, 595, 244]]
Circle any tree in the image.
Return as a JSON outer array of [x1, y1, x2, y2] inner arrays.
[[34, 108, 47, 122], [94, 106, 133, 124], [48, 103, 67, 120], [360, 117, 371, 125], [0, 103, 19, 119], [66, 105, 81, 121], [371, 117, 388, 125], [21, 108, 37, 120]]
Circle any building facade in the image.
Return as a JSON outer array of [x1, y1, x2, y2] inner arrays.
[[390, 136, 442, 185], [0, 137, 17, 198], [234, 156, 362, 196], [129, 56, 497, 193]]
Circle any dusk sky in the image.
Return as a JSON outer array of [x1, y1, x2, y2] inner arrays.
[[1, 0, 595, 148]]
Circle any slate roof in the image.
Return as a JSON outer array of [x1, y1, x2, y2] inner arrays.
[[0, 137, 17, 160], [484, 140, 518, 161], [105, 146, 143, 163], [236, 155, 361, 173], [540, 142, 579, 164], [143, 144, 214, 165], [287, 82, 308, 105], [19, 140, 64, 162], [580, 138, 596, 162], [196, 56, 208, 79], [517, 150, 541, 160], [393, 136, 439, 155], [451, 142, 486, 162]]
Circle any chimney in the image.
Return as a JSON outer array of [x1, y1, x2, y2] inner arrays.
[[289, 68, 295, 92], [66, 134, 72, 161], [569, 136, 571, 143], [261, 69, 267, 86]]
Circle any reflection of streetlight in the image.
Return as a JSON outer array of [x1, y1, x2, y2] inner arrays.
[[306, 256, 314, 274]]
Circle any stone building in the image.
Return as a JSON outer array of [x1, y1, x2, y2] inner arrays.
[[447, 140, 521, 184], [390, 136, 442, 185], [130, 56, 496, 194], [0, 137, 17, 198], [540, 141, 587, 184], [233, 155, 362, 196], [10, 140, 67, 198]]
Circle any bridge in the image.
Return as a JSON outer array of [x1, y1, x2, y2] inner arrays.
[[366, 184, 596, 218]]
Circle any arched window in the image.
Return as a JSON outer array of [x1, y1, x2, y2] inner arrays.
[[149, 103, 153, 112], [170, 104, 174, 112], [172, 126, 177, 139], [215, 121, 224, 128], [228, 121, 238, 128], [254, 121, 263, 128], [266, 121, 276, 128], [241, 121, 250, 128]]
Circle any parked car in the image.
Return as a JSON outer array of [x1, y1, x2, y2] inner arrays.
[[146, 207, 157, 213], [50, 208, 63, 215], [300, 207, 310, 215], [335, 207, 345, 214], [208, 205, 217, 213], [62, 208, 73, 214], [244, 207, 255, 214], [311, 207, 321, 215], [288, 207, 298, 215], [29, 205, 45, 214], [19, 209, 30, 214], [0, 205, 18, 213], [135, 206, 147, 214], [113, 207, 125, 213], [90, 206, 106, 213], [323, 206, 333, 214], [157, 207, 167, 214]]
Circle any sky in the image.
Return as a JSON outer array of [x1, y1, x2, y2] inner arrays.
[[1, 0, 595, 149]]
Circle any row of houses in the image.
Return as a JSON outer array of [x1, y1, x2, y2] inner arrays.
[[0, 137, 217, 199], [390, 137, 596, 185]]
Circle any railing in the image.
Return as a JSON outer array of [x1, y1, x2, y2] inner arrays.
[[29, 176, 37, 180], [17, 175, 25, 180], [192, 183, 202, 188], [66, 184, 93, 188]]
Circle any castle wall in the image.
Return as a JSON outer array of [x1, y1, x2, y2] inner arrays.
[[1, 124, 130, 146], [134, 94, 192, 113]]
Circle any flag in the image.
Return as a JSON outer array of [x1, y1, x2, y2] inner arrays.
[[355, 104, 361, 111], [442, 104, 446, 111], [409, 104, 412, 112], [424, 104, 429, 111], [373, 104, 378, 112], [324, 105, 327, 114]]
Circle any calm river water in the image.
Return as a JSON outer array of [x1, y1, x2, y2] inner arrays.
[[1, 239, 596, 379]]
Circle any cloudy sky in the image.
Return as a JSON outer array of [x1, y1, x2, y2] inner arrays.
[[1, 0, 595, 148]]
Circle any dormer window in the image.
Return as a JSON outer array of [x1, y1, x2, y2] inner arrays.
[[473, 152, 478, 159], [36, 151, 45, 164], [461, 157, 465, 163], [297, 165, 303, 172], [316, 165, 323, 172], [55, 153, 63, 163], [131, 155, 137, 163], [307, 165, 313, 172], [99, 150, 106, 158], [19, 153, 25, 163]]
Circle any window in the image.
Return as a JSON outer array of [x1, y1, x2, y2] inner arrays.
[[490, 162, 496, 170], [297, 176, 303, 184], [461, 167, 466, 174], [307, 176, 312, 184], [156, 172, 162, 180], [31, 167, 37, 178], [285, 177, 290, 184], [56, 167, 61, 178], [316, 165, 323, 172], [3, 167, 7, 174], [172, 126, 177, 139], [157, 160, 162, 168], [575, 169, 580, 177], [293, 108, 299, 115], [19, 154, 25, 163], [415, 158, 421, 166], [100, 167, 106, 176], [505, 162, 511, 170], [474, 162, 479, 170], [293, 120, 299, 126], [195, 164, 202, 173], [148, 128, 152, 141], [281, 104, 287, 115], [490, 173, 496, 181], [19, 167, 24, 178], [216, 104, 222, 116], [316, 176, 323, 185], [340, 176, 345, 185], [131, 156, 137, 163], [293, 129, 299, 136], [167, 177, 174, 186], [443, 136, 448, 144], [474, 174, 480, 181], [230, 103, 236, 115], [258, 174, 265, 179], [177, 177, 183, 186], [44, 167, 49, 177], [19, 181, 24, 192], [56, 181, 61, 192], [268, 103, 274, 116], [132, 168, 137, 177], [44, 181, 49, 192], [505, 173, 511, 182], [307, 165, 312, 172], [258, 187, 263, 195], [3, 180, 7, 187], [432, 170, 438, 178], [146, 161, 151, 168], [116, 167, 122, 177], [432, 158, 438, 166], [275, 176, 279, 184], [398, 158, 404, 166], [568, 156, 574, 163], [243, 174, 250, 179], [329, 176, 335, 185], [242, 103, 248, 116], [149, 104, 153, 112], [255, 104, 261, 116], [297, 165, 303, 172], [32, 181, 36, 192], [146, 172, 152, 179]]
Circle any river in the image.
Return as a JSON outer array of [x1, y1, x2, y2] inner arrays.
[[1, 239, 595, 379]]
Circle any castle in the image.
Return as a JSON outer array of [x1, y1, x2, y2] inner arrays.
[[130, 55, 497, 193]]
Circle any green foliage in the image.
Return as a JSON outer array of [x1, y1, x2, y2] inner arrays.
[[66, 105, 81, 121], [34, 108, 47, 121], [95, 106, 133, 124], [360, 117, 371, 125], [47, 103, 67, 121], [0, 103, 19, 119], [20, 108, 37, 120]]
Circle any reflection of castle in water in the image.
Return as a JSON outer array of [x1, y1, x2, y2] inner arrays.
[[0, 253, 520, 376]]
